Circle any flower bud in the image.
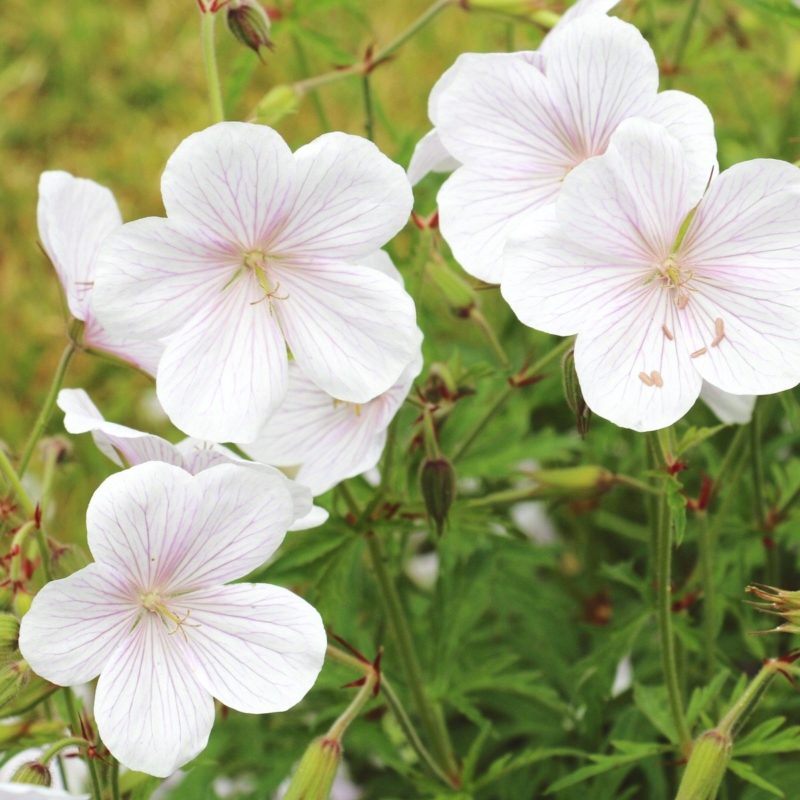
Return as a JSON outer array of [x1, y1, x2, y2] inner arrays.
[[40, 436, 73, 464], [675, 729, 731, 800], [0, 613, 20, 656], [283, 737, 342, 800], [746, 584, 800, 634], [254, 85, 301, 126], [531, 465, 613, 496], [420, 456, 456, 536], [227, 0, 274, 60], [12, 761, 52, 787], [561, 348, 590, 437], [12, 591, 31, 618], [426, 258, 476, 312], [462, 0, 559, 26], [0, 659, 30, 709]]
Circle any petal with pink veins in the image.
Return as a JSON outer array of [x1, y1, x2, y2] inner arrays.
[[161, 122, 296, 250], [19, 563, 138, 686], [156, 277, 288, 443], [575, 285, 703, 432], [271, 133, 412, 260], [37, 171, 122, 320], [407, 129, 460, 186], [180, 583, 326, 714], [94, 616, 215, 778], [271, 261, 421, 404]]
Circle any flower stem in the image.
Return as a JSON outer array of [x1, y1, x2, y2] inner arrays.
[[63, 688, 102, 800], [0, 448, 35, 518], [468, 308, 510, 370], [18, 333, 79, 479], [293, 0, 453, 95], [111, 759, 121, 800], [451, 337, 572, 463], [361, 74, 375, 142], [363, 531, 458, 781], [201, 9, 225, 122], [651, 452, 692, 756], [698, 511, 716, 681], [39, 736, 91, 764], [670, 0, 702, 79], [325, 668, 376, 742], [717, 660, 779, 737]]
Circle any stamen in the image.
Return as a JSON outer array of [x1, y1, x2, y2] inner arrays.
[[676, 293, 689, 310], [711, 318, 725, 348], [650, 370, 664, 387], [691, 347, 707, 358], [638, 372, 654, 387], [662, 325, 674, 341]]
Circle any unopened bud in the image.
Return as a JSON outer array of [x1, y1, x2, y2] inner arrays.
[[420, 457, 456, 536], [255, 85, 301, 126], [0, 613, 20, 656], [675, 729, 731, 800], [283, 736, 342, 800], [227, 0, 274, 60], [40, 436, 72, 465], [531, 466, 613, 496], [561, 348, 590, 437], [746, 584, 800, 634], [427, 258, 476, 312], [0, 659, 30, 710], [12, 591, 31, 618], [12, 761, 52, 787], [462, 0, 559, 26]]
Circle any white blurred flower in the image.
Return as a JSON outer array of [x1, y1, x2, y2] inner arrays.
[[611, 655, 633, 698], [510, 501, 558, 545], [19, 462, 326, 777]]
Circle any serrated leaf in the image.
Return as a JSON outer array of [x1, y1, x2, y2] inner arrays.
[[665, 478, 687, 546], [727, 759, 785, 797], [634, 684, 678, 744], [686, 670, 729, 730], [475, 746, 586, 789], [675, 425, 727, 457]]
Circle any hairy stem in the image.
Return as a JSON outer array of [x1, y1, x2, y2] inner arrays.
[[201, 9, 225, 122]]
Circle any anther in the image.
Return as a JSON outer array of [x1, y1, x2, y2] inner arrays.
[[676, 293, 689, 310], [650, 370, 664, 387], [711, 318, 725, 348], [638, 372, 654, 387], [662, 325, 674, 341], [691, 347, 707, 358]]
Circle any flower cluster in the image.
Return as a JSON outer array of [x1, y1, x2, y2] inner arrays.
[[412, 0, 800, 431]]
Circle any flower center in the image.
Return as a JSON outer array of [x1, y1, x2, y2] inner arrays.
[[241, 248, 286, 305], [656, 255, 693, 309], [332, 398, 363, 417], [139, 590, 195, 636]]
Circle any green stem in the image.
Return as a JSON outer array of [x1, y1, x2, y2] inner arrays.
[[750, 404, 766, 530], [451, 337, 573, 463], [698, 511, 716, 681], [363, 531, 458, 780], [19, 335, 78, 478], [63, 689, 102, 800], [670, 0, 701, 77], [201, 9, 225, 122], [40, 736, 91, 764], [361, 74, 375, 142], [0, 448, 35, 518], [718, 661, 779, 738], [653, 467, 692, 755], [111, 759, 121, 800], [294, 0, 453, 95], [469, 308, 510, 370], [325, 670, 376, 741], [288, 31, 331, 131]]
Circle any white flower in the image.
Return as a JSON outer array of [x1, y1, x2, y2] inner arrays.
[[37, 172, 164, 375], [409, 14, 715, 283], [501, 119, 800, 431], [240, 250, 423, 495], [611, 655, 633, 698], [699, 383, 756, 425], [55, 388, 328, 531], [92, 122, 421, 443], [18, 462, 327, 778], [0, 787, 87, 800], [0, 747, 88, 800]]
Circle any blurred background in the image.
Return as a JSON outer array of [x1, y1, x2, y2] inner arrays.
[[3, 1, 800, 797]]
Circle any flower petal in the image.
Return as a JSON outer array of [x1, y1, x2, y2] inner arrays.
[[19, 563, 138, 686], [271, 133, 412, 260], [0, 785, 89, 800], [57, 389, 181, 469], [646, 89, 717, 200], [438, 164, 561, 283], [161, 122, 296, 249], [699, 382, 755, 425], [544, 17, 658, 157], [575, 285, 703, 431], [173, 439, 241, 474], [81, 315, 165, 377], [161, 463, 300, 590], [407, 130, 460, 186], [156, 276, 288, 443], [180, 583, 326, 714], [557, 118, 695, 262], [501, 212, 643, 336], [94, 616, 214, 778], [681, 159, 800, 291], [93, 216, 240, 341], [37, 171, 122, 320], [271, 260, 421, 404], [289, 505, 330, 531]]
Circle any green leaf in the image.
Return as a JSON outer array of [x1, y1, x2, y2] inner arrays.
[[727, 759, 785, 797], [475, 747, 586, 789], [665, 477, 687, 546], [685, 670, 729, 730], [675, 424, 727, 457], [634, 684, 678, 744]]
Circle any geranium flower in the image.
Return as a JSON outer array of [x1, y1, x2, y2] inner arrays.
[[92, 123, 421, 442], [407, 0, 619, 185], [240, 249, 423, 494], [0, 747, 88, 800], [56, 388, 328, 530], [501, 119, 800, 431], [37, 172, 163, 375], [0, 787, 87, 800], [19, 462, 327, 777], [409, 13, 715, 283]]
